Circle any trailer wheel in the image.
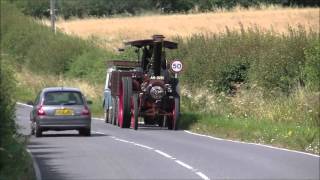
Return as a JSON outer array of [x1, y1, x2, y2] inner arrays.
[[144, 117, 153, 125], [131, 94, 139, 130], [157, 116, 164, 127], [104, 108, 109, 123], [168, 97, 180, 130], [111, 97, 117, 125], [118, 77, 132, 128]]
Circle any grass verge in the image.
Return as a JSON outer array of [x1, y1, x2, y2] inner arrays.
[[180, 113, 319, 154]]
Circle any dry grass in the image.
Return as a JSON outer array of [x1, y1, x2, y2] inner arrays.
[[48, 8, 319, 48]]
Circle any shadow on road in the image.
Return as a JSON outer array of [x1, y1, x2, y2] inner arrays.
[[27, 141, 72, 180], [40, 133, 108, 138]]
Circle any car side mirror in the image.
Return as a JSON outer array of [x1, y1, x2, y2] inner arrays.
[[26, 101, 34, 106], [87, 100, 93, 105]]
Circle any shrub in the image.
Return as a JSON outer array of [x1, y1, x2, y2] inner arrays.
[[170, 26, 318, 95], [0, 54, 34, 179], [304, 39, 320, 91]]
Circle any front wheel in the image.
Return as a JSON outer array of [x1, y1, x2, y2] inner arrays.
[[168, 97, 180, 130]]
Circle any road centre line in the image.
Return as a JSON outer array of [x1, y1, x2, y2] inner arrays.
[[111, 137, 209, 179], [155, 149, 174, 159], [196, 171, 210, 180], [134, 143, 154, 150], [92, 131, 106, 135], [175, 160, 193, 170], [114, 138, 130, 143]]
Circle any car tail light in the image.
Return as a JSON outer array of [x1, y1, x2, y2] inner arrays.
[[81, 106, 91, 116], [37, 106, 46, 116]]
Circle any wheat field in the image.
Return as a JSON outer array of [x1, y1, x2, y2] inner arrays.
[[52, 7, 319, 48]]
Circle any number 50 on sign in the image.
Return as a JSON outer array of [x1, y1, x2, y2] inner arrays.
[[171, 60, 183, 73]]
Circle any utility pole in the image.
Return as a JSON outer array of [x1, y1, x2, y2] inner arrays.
[[50, 0, 56, 34]]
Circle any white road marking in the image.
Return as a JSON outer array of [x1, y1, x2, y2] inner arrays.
[[134, 143, 154, 150], [175, 160, 193, 170], [93, 118, 104, 121], [184, 130, 320, 158], [114, 138, 130, 143], [155, 150, 173, 159], [111, 137, 209, 179], [92, 131, 106, 135], [196, 171, 210, 180], [26, 149, 42, 180], [17, 102, 33, 108]]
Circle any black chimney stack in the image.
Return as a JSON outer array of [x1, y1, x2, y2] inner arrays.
[[151, 35, 164, 76]]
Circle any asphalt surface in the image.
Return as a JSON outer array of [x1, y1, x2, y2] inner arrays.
[[16, 104, 320, 180]]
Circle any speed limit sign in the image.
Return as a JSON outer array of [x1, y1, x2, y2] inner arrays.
[[171, 60, 183, 73]]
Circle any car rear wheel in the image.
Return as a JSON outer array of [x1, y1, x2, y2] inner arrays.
[[35, 122, 42, 137], [30, 122, 35, 135], [79, 128, 91, 136]]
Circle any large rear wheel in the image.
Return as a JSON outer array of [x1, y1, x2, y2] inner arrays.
[[118, 77, 132, 128], [131, 94, 139, 130]]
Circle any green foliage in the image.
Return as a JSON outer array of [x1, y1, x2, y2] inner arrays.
[[170, 27, 318, 95], [304, 40, 320, 91], [0, 54, 34, 179], [181, 112, 319, 154], [0, 56, 16, 147], [1, 3, 93, 75], [67, 49, 110, 84], [1, 1, 122, 81]]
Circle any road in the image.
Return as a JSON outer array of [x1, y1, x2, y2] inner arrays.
[[16, 103, 320, 180]]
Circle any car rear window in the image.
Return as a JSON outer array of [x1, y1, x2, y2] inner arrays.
[[43, 91, 84, 105]]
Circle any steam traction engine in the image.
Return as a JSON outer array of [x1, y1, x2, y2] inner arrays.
[[103, 35, 181, 130]]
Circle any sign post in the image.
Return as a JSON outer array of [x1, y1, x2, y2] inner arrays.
[[171, 60, 183, 78]]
